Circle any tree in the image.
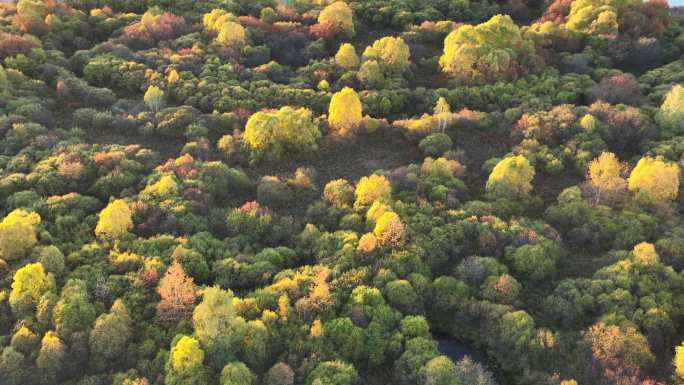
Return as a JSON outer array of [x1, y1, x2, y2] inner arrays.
[[244, 107, 321, 158], [318, 1, 355, 37], [420, 355, 458, 385], [89, 299, 132, 370], [220, 362, 255, 385], [565, 0, 618, 36], [15, 0, 48, 35], [328, 87, 363, 136], [9, 262, 54, 317], [157, 261, 196, 325], [144, 85, 164, 112], [167, 335, 211, 385], [306, 360, 359, 385], [335, 43, 359, 70], [0, 64, 7, 95], [192, 286, 243, 368], [656, 84, 684, 135], [628, 156, 680, 202], [217, 22, 246, 49], [587, 152, 626, 204], [95, 199, 133, 240], [264, 363, 295, 385], [486, 155, 535, 199], [373, 211, 405, 246], [433, 97, 451, 133], [0, 209, 40, 261], [675, 340, 684, 383], [52, 280, 97, 341], [362, 37, 411, 74], [354, 174, 391, 209], [633, 242, 659, 265], [36, 331, 65, 384], [440, 15, 538, 84], [323, 179, 354, 208]]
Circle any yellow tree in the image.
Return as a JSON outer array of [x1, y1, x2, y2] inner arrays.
[[318, 1, 355, 37], [433, 97, 451, 133], [656, 84, 684, 135], [632, 242, 659, 265], [9, 262, 54, 317], [675, 340, 684, 383], [335, 43, 359, 70], [628, 156, 680, 202], [354, 174, 391, 209], [328, 87, 363, 136], [565, 0, 618, 36], [587, 152, 626, 204], [144, 85, 164, 112], [486, 155, 535, 199], [95, 199, 133, 239], [217, 21, 246, 49], [362, 36, 411, 74], [440, 15, 537, 84], [0, 209, 40, 261], [244, 106, 321, 158], [203, 9, 236, 32], [373, 211, 405, 245]]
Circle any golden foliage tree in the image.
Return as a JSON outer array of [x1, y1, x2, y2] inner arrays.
[[373, 211, 405, 245], [362, 36, 411, 74], [587, 152, 626, 204], [144, 85, 164, 112], [354, 174, 391, 209], [156, 261, 196, 325], [244, 106, 321, 157], [9, 262, 54, 317], [328, 87, 362, 136], [95, 199, 133, 240], [217, 21, 246, 49], [632, 242, 659, 265], [656, 84, 684, 135], [675, 340, 684, 382], [318, 1, 355, 37], [486, 155, 535, 198], [170, 336, 204, 371], [440, 14, 537, 84], [627, 156, 680, 202], [335, 43, 359, 70], [0, 209, 40, 261]]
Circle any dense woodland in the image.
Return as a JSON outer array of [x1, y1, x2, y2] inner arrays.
[[3, 0, 684, 384]]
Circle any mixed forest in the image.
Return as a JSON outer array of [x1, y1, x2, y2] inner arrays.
[[3, 0, 684, 384]]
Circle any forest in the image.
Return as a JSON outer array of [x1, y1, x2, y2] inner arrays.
[[1, 0, 684, 384]]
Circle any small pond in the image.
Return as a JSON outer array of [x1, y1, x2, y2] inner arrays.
[[436, 338, 488, 366]]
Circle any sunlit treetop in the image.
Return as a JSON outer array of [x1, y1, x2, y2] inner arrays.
[[318, 1, 355, 37], [95, 199, 133, 240], [328, 87, 363, 136], [335, 43, 360, 70], [362, 36, 411, 74], [486, 155, 535, 198], [170, 336, 204, 371], [565, 0, 618, 36], [627, 156, 680, 202]]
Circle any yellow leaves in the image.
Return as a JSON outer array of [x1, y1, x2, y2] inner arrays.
[[565, 0, 618, 36], [318, 1, 355, 36], [354, 174, 391, 209], [362, 36, 411, 74], [373, 211, 405, 245], [328, 87, 363, 136], [587, 152, 626, 202], [144, 85, 164, 112], [440, 14, 534, 83], [357, 232, 378, 253], [310, 319, 323, 337], [203, 9, 236, 32], [244, 106, 320, 157], [170, 336, 204, 371], [9, 262, 54, 315], [95, 199, 133, 240], [676, 341, 684, 381], [486, 155, 535, 198], [0, 209, 40, 261], [632, 242, 659, 265], [656, 84, 684, 135], [217, 21, 246, 49], [167, 69, 180, 84], [627, 156, 680, 202], [335, 43, 359, 70], [143, 175, 179, 198]]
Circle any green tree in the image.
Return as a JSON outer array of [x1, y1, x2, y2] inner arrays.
[[52, 280, 97, 341], [220, 361, 255, 385], [36, 331, 65, 384], [307, 360, 359, 385], [420, 356, 458, 385], [89, 299, 132, 370]]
